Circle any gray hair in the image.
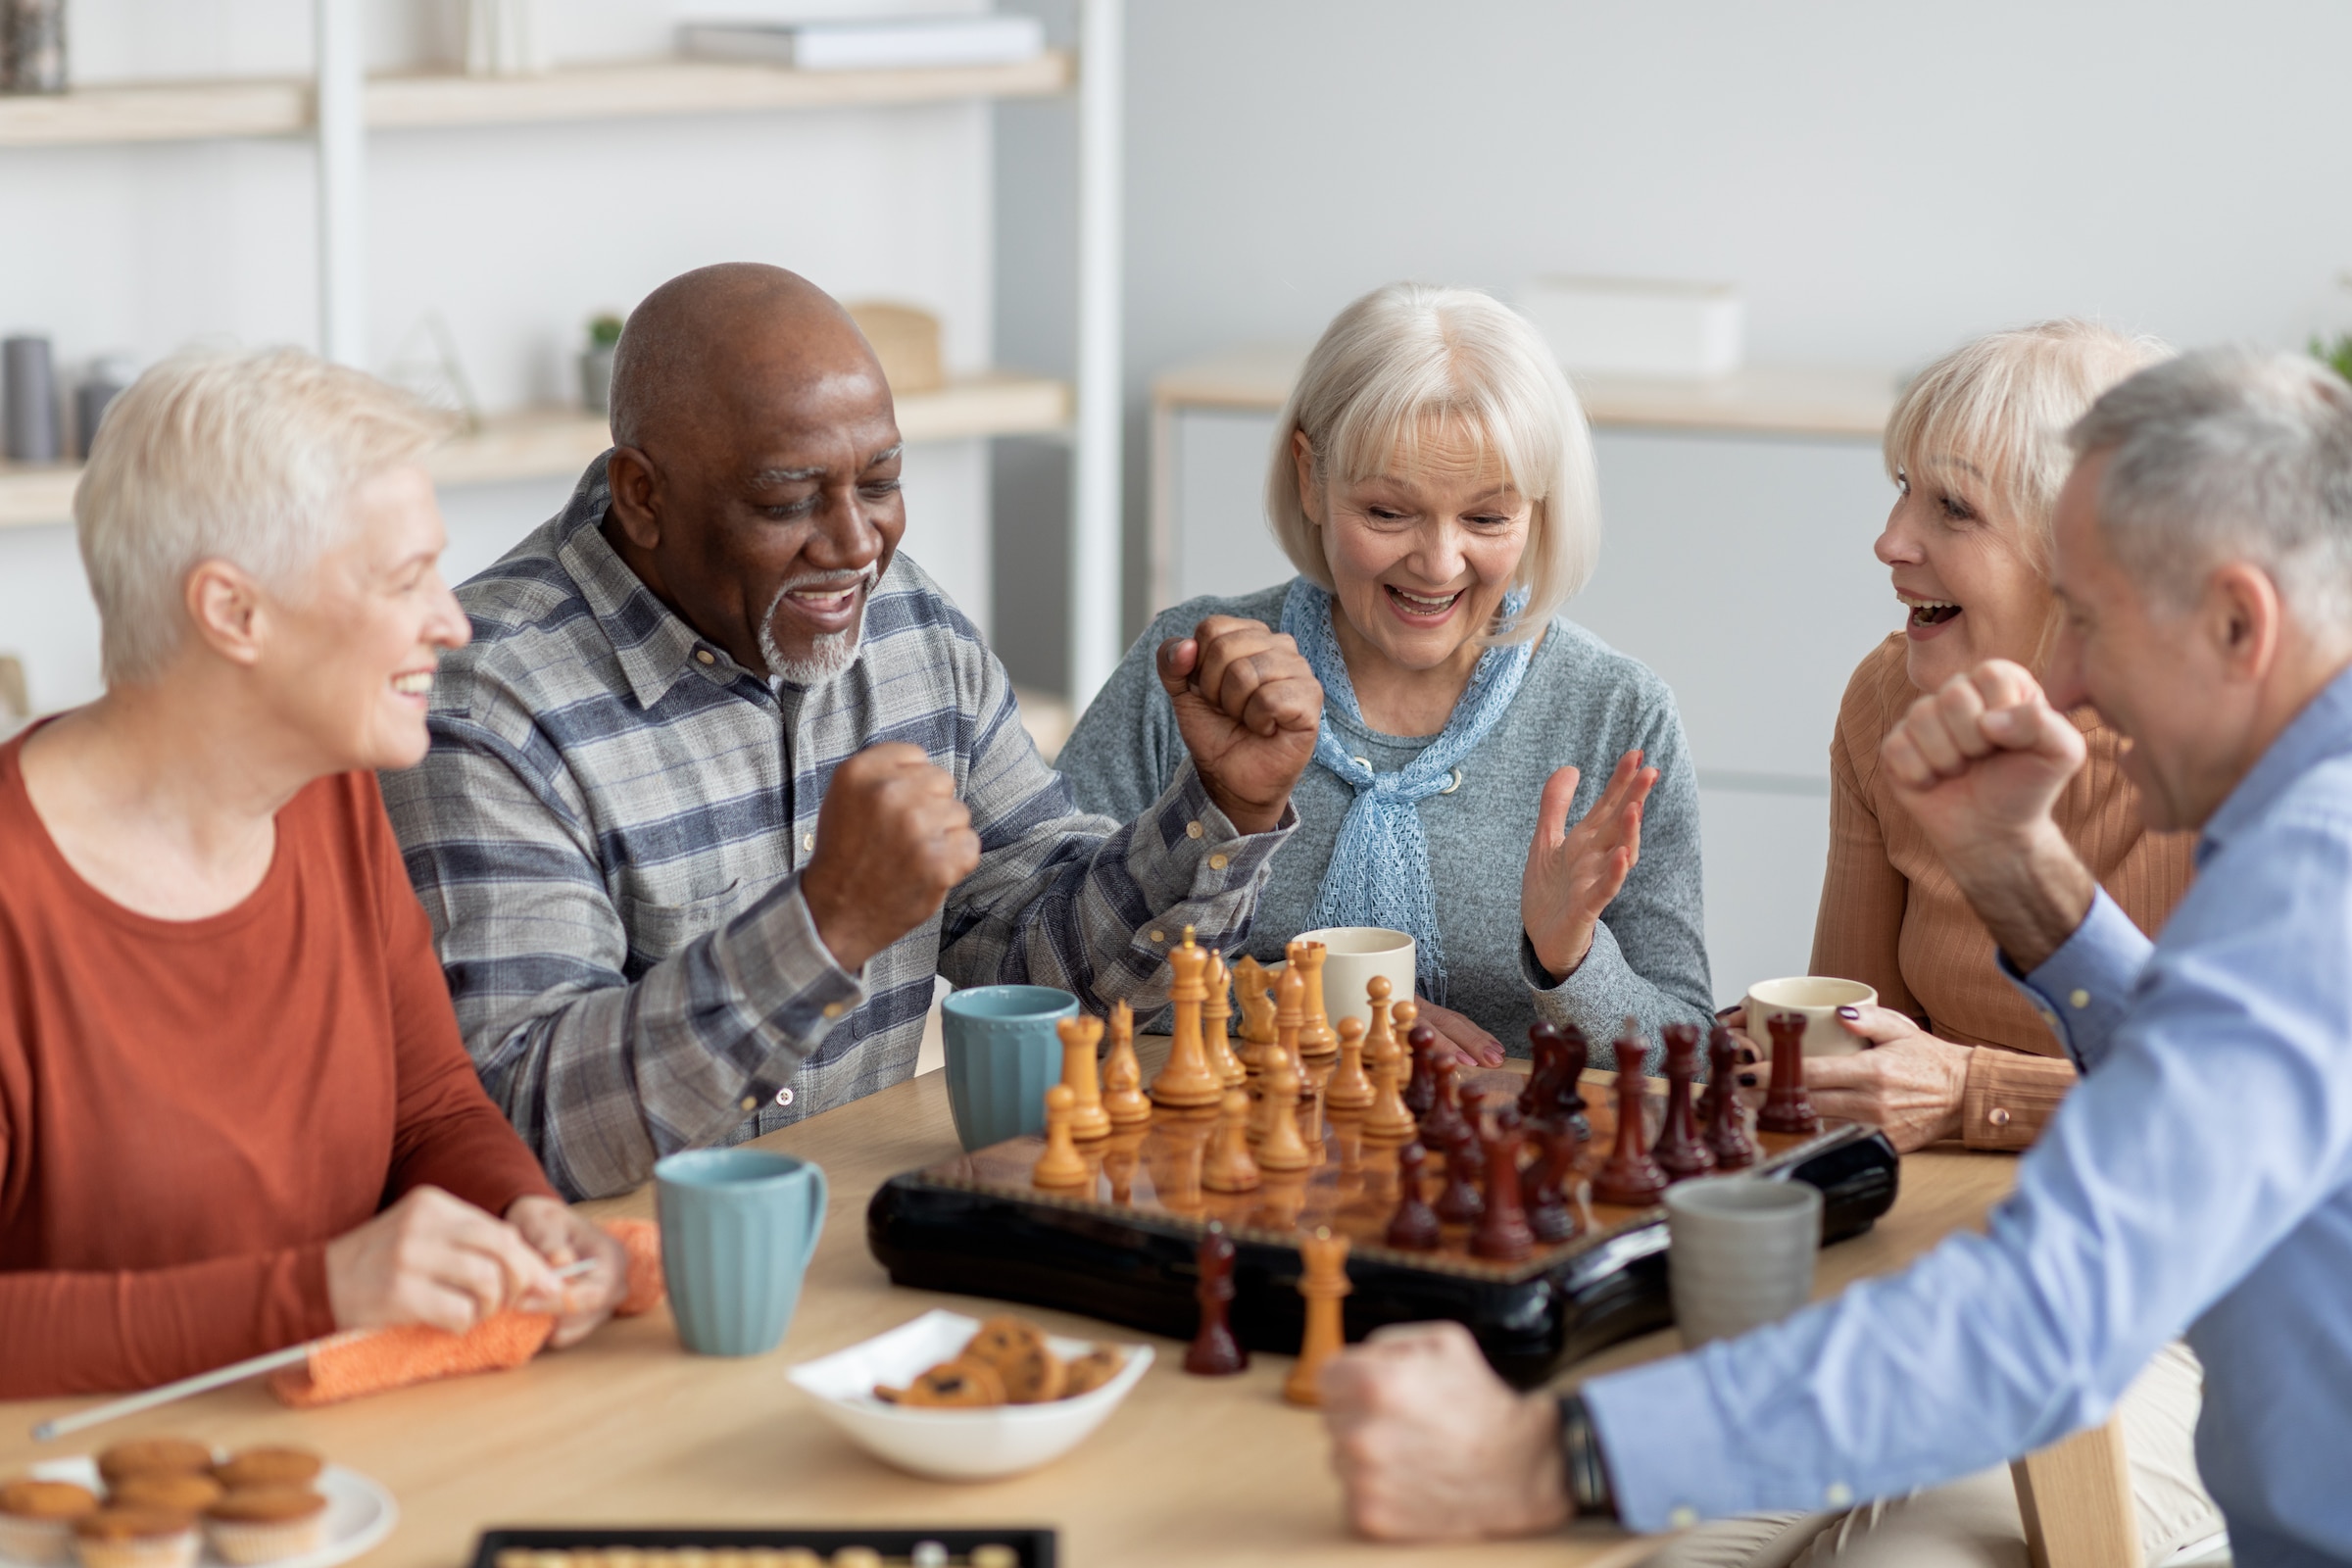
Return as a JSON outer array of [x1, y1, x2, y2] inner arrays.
[[74, 348, 451, 684], [2071, 349, 2352, 623], [1265, 281, 1599, 642]]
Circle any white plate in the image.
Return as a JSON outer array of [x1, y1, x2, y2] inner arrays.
[[13, 1460, 396, 1568], [787, 1308, 1153, 1482]]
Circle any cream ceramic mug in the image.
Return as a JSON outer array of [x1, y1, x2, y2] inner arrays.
[[1266, 926, 1417, 1030], [1741, 976, 1878, 1059]]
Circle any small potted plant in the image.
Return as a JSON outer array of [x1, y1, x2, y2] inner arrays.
[[580, 313, 624, 415]]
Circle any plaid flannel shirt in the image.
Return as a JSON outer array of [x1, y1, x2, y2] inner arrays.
[[381, 457, 1292, 1200]]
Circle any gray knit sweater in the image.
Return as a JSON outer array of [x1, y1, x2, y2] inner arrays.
[[1056, 581, 1713, 1068]]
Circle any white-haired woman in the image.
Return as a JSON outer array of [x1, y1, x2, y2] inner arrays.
[[1059, 282, 1712, 1064], [1679, 320, 2222, 1568], [0, 349, 626, 1396]]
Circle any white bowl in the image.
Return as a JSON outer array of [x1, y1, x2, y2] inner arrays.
[[787, 1308, 1153, 1482]]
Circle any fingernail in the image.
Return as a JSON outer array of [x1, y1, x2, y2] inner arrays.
[[1837, 1006, 1860, 1019], [1738, 1073, 1758, 1088]]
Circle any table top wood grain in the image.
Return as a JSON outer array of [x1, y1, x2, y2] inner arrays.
[[0, 1054, 2020, 1568]]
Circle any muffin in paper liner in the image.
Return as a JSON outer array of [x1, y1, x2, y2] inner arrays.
[[0, 1514, 80, 1565], [69, 1508, 199, 1568], [202, 1488, 329, 1566]]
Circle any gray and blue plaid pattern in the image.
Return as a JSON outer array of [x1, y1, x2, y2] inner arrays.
[[382, 456, 1290, 1200]]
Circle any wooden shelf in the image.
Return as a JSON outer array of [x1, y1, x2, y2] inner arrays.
[[0, 374, 1069, 530], [0, 50, 1071, 147], [1153, 344, 1901, 439]]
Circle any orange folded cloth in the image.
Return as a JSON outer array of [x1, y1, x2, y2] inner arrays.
[[270, 1217, 666, 1408]]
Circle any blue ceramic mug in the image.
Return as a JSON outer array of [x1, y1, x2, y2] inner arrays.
[[941, 984, 1078, 1152], [654, 1148, 827, 1356]]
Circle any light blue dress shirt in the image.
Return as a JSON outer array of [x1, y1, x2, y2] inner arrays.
[[1584, 662, 2352, 1568]]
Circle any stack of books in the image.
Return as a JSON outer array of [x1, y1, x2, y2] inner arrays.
[[678, 14, 1047, 72]]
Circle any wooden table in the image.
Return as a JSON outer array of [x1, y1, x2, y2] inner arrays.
[[0, 1064, 2019, 1568]]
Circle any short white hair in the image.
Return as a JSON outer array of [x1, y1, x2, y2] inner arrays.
[[1886, 318, 2172, 568], [2071, 347, 2352, 624], [1264, 282, 1598, 642], [74, 348, 451, 685]]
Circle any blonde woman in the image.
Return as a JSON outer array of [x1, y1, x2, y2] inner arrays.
[[1686, 321, 2222, 1568], [1059, 281, 1711, 1064]]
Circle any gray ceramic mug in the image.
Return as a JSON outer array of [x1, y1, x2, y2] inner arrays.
[[942, 984, 1078, 1152], [654, 1148, 827, 1356]]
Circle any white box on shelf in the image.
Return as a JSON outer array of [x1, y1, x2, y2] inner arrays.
[[1517, 276, 1744, 380], [679, 16, 1047, 71]]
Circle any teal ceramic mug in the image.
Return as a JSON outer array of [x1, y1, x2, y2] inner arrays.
[[654, 1148, 827, 1356], [942, 984, 1078, 1152]]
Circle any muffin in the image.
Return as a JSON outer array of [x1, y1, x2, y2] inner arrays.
[[104, 1477, 220, 1516], [91, 1444, 212, 1488], [69, 1506, 199, 1568], [0, 1479, 101, 1564], [208, 1451, 322, 1493], [202, 1487, 329, 1566]]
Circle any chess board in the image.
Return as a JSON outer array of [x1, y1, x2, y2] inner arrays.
[[866, 1067, 1897, 1388]]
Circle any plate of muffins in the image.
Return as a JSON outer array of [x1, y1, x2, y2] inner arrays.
[[0, 1440, 396, 1568]]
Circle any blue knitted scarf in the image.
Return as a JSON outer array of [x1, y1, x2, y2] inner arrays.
[[1279, 578, 1535, 1005]]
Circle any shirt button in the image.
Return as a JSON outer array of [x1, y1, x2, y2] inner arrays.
[[1208, 853, 1229, 871], [1987, 1106, 2011, 1127], [1824, 1482, 1853, 1508], [822, 1002, 846, 1019], [774, 1087, 795, 1107], [695, 649, 716, 666], [2069, 988, 2090, 1009], [1149, 929, 1166, 943], [739, 1095, 757, 1111], [1667, 1506, 1697, 1530], [1186, 820, 1203, 839], [802, 832, 815, 853]]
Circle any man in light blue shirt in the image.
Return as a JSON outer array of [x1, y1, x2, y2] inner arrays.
[[1318, 347, 2352, 1568]]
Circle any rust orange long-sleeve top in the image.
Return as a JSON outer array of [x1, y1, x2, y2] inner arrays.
[[1809, 636, 2196, 1151], [0, 731, 557, 1396]]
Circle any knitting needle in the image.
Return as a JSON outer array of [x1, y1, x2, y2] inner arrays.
[[30, 1257, 601, 1442]]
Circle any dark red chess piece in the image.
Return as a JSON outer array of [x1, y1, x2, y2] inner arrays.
[[1184, 1223, 1248, 1375], [1402, 1022, 1439, 1116], [1433, 1088, 1486, 1223], [1520, 1022, 1564, 1118], [1702, 1022, 1759, 1170], [1653, 1022, 1716, 1183], [1384, 1142, 1443, 1250], [1590, 1050, 1668, 1207], [1525, 1116, 1583, 1243], [1757, 1011, 1821, 1135], [1420, 1054, 1471, 1153], [1471, 1106, 1536, 1261], [1551, 1022, 1592, 1139]]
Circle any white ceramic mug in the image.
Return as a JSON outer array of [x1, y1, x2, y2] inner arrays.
[[1741, 975, 1878, 1059], [1269, 927, 1417, 1030], [1666, 1177, 1823, 1348]]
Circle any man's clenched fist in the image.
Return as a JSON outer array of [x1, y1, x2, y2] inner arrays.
[[1158, 615, 1322, 835], [802, 743, 981, 972]]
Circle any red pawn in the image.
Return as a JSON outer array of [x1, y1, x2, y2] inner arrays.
[[1185, 1223, 1248, 1375], [1653, 1022, 1716, 1182], [1702, 1022, 1759, 1170], [1385, 1142, 1443, 1250], [1433, 1088, 1486, 1224], [1420, 1053, 1471, 1153], [1402, 1021, 1439, 1116], [1525, 1116, 1583, 1243], [1757, 1011, 1821, 1135], [1471, 1107, 1536, 1261], [1591, 1045, 1668, 1207]]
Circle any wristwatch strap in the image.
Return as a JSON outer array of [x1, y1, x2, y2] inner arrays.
[[1557, 1393, 1619, 1520]]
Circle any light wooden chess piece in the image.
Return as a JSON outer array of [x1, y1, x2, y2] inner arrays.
[[1032, 1084, 1090, 1188], [1150, 928, 1225, 1109], [1255, 1053, 1314, 1172], [1233, 954, 1278, 1066], [1363, 973, 1398, 1080], [1101, 1000, 1152, 1127], [1202, 950, 1248, 1090], [1283, 1228, 1352, 1407], [1057, 1014, 1111, 1141], [1200, 1088, 1261, 1193], [1324, 1016, 1374, 1111], [1290, 939, 1339, 1061], [1274, 962, 1307, 1077], [1361, 1038, 1417, 1140]]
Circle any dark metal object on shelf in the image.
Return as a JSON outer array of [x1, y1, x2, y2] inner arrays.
[[4, 335, 59, 464], [2, 0, 67, 94], [470, 1528, 1056, 1568]]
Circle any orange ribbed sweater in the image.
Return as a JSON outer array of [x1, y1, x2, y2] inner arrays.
[[1809, 636, 2195, 1150]]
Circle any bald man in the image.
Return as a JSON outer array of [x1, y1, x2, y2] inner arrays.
[[382, 265, 1320, 1200]]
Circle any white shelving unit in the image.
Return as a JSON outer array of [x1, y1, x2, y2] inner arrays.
[[0, 5, 1126, 703]]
